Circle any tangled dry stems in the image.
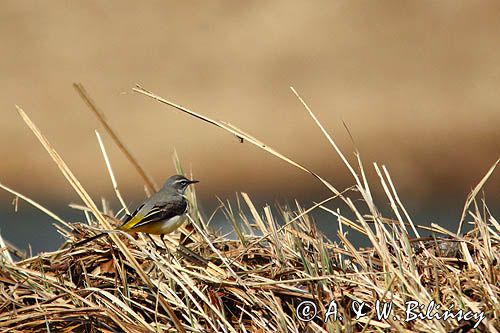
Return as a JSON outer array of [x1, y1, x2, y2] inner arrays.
[[1, 194, 498, 332], [0, 86, 498, 332]]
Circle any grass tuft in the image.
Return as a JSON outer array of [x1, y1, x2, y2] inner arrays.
[[0, 87, 498, 332]]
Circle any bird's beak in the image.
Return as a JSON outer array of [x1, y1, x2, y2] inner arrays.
[[188, 179, 199, 184]]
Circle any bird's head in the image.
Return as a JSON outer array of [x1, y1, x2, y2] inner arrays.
[[163, 174, 199, 194]]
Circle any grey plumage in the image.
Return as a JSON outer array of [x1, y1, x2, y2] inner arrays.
[[72, 174, 199, 248], [119, 175, 199, 234]]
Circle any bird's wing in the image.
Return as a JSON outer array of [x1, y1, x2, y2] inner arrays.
[[119, 199, 187, 231], [122, 204, 144, 223]]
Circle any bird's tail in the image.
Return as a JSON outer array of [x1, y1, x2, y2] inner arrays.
[[71, 232, 108, 248], [72, 227, 130, 247], [71, 214, 125, 248]]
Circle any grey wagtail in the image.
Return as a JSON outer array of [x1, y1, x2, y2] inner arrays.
[[73, 174, 198, 247]]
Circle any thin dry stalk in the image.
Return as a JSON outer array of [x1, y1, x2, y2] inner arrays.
[[73, 82, 158, 192], [0, 91, 497, 333], [15, 106, 186, 333], [95, 130, 130, 215]]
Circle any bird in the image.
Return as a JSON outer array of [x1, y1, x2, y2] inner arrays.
[[73, 174, 198, 247], [120, 174, 198, 234]]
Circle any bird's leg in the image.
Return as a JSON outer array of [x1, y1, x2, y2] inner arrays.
[[146, 234, 163, 252], [160, 234, 169, 250], [160, 234, 175, 261]]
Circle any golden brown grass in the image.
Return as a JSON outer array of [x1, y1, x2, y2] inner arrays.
[[0, 85, 498, 332]]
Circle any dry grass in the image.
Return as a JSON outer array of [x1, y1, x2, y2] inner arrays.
[[0, 85, 498, 332]]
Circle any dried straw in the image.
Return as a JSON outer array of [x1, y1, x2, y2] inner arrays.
[[0, 89, 497, 332]]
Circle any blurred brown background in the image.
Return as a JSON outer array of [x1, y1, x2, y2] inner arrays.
[[0, 1, 499, 252]]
